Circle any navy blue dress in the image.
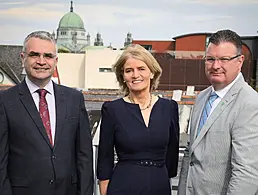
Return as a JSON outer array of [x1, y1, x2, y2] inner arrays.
[[97, 97, 179, 195]]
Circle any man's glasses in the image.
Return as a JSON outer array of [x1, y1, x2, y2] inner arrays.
[[23, 51, 57, 60], [204, 54, 241, 64]]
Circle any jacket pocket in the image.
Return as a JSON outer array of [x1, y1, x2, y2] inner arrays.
[[10, 177, 29, 187], [71, 174, 78, 184]]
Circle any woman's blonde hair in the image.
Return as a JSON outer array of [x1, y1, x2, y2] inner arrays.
[[113, 44, 162, 96]]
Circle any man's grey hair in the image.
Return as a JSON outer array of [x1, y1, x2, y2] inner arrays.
[[207, 29, 242, 54], [22, 31, 57, 53]]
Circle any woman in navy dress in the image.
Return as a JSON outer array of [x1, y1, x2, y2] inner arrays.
[[97, 44, 179, 195]]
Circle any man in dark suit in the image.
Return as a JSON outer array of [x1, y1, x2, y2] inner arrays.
[[0, 31, 93, 195]]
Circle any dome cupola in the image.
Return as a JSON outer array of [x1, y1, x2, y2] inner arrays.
[[58, 1, 84, 30]]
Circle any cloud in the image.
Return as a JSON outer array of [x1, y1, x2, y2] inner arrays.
[[0, 3, 64, 20], [0, 1, 29, 5], [188, 15, 233, 23], [0, 0, 257, 48], [70, 3, 171, 47], [0, 2, 166, 30], [0, 24, 36, 45], [184, 0, 258, 5], [75, 3, 168, 26]]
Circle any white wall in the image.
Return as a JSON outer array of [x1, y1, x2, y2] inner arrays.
[[57, 53, 85, 88], [84, 48, 123, 89], [57, 48, 125, 89]]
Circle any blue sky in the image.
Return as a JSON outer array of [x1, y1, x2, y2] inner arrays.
[[0, 0, 257, 48]]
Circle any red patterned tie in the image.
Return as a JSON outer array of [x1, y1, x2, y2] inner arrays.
[[37, 89, 53, 146]]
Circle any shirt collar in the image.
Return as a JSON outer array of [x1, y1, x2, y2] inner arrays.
[[212, 72, 242, 99], [25, 77, 54, 95]]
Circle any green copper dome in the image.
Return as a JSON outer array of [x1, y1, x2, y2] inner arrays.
[[58, 2, 84, 29]]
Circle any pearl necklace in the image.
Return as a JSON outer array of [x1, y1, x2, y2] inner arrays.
[[128, 94, 152, 110]]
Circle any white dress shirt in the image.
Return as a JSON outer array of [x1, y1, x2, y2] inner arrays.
[[209, 72, 242, 116], [25, 77, 56, 143]]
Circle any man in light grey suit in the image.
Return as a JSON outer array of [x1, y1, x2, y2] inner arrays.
[[178, 29, 258, 195]]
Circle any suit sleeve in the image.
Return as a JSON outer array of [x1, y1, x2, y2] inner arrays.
[[97, 102, 115, 180], [227, 101, 258, 194], [76, 93, 94, 195], [166, 100, 180, 178], [0, 94, 12, 194]]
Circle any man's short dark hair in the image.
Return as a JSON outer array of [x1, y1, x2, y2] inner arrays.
[[208, 29, 242, 54]]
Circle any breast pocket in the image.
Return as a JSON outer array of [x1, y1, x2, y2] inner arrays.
[[10, 177, 29, 187], [71, 174, 78, 184]]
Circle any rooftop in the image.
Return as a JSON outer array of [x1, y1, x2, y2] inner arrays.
[[0, 45, 23, 84]]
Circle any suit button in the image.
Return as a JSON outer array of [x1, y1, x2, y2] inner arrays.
[[49, 180, 54, 184], [52, 155, 56, 159], [190, 162, 194, 166]]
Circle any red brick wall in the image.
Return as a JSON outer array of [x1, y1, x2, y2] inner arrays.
[[175, 35, 207, 51], [132, 40, 175, 52], [242, 44, 251, 60]]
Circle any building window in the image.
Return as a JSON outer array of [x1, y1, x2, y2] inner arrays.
[[81, 32, 85, 36], [99, 68, 113, 72], [141, 45, 152, 51], [61, 31, 67, 35]]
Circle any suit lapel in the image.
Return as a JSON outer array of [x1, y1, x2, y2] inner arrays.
[[190, 75, 245, 155], [19, 81, 53, 148], [53, 83, 66, 149]]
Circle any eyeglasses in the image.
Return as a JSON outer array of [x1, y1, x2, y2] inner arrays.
[[23, 51, 57, 60], [204, 54, 241, 64]]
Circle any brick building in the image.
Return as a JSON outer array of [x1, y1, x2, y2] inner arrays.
[[133, 32, 258, 89]]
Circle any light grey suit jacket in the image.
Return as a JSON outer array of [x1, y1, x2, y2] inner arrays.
[[178, 74, 258, 195]]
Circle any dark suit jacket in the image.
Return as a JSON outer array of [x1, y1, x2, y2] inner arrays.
[[0, 80, 93, 195]]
